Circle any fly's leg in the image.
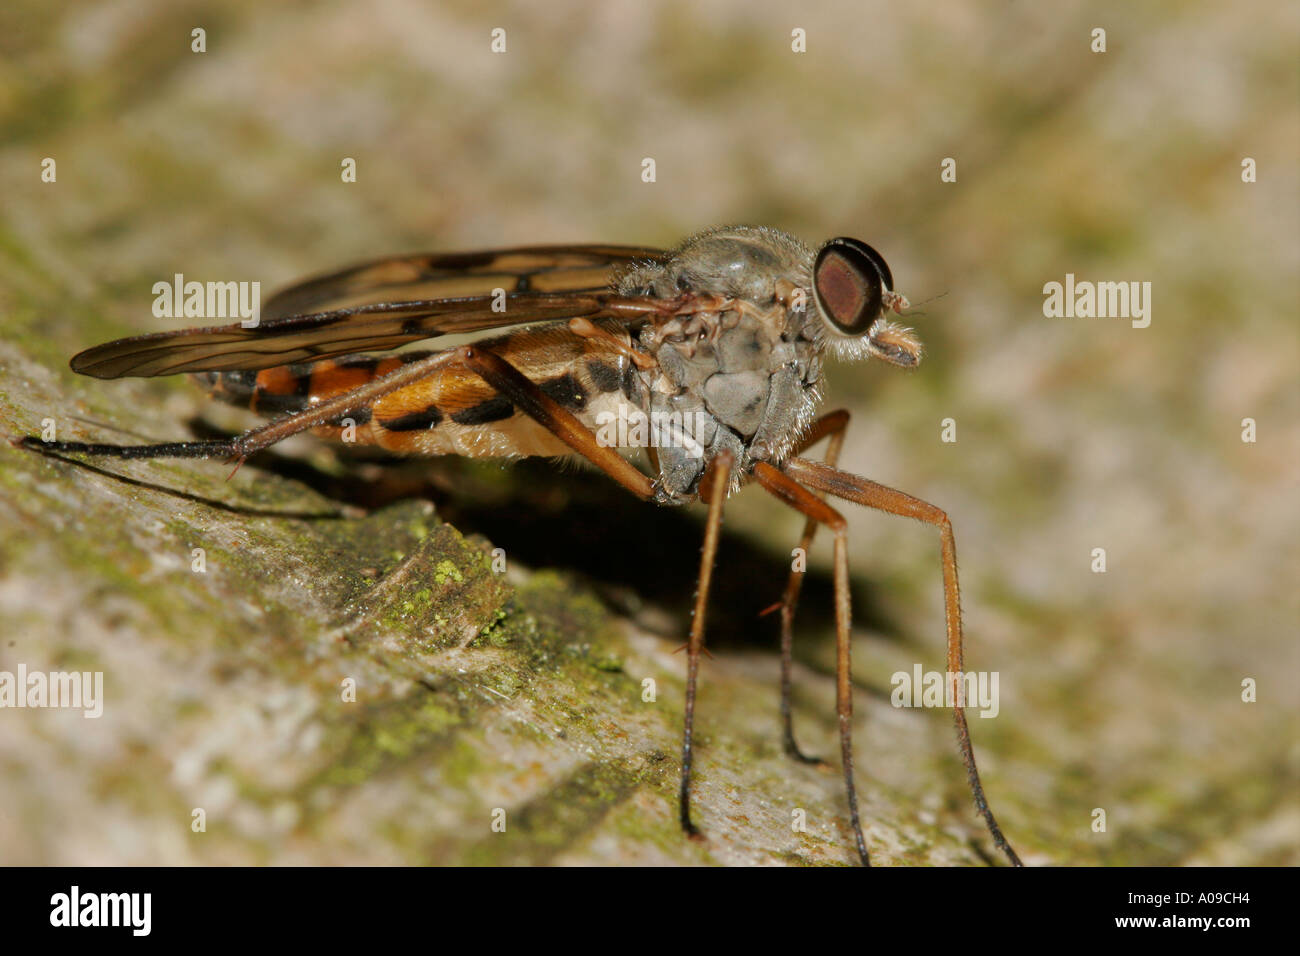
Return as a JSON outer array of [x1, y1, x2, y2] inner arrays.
[[678, 450, 733, 840], [782, 456, 1023, 867], [457, 346, 654, 499], [18, 345, 658, 501], [753, 460, 869, 865], [17, 350, 467, 463], [771, 409, 850, 764]]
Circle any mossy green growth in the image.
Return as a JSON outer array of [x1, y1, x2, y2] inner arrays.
[[433, 559, 464, 586], [350, 519, 511, 651], [313, 692, 468, 790]]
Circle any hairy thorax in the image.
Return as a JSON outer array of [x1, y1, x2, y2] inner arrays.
[[618, 226, 825, 502]]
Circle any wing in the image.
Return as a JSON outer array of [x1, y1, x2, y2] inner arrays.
[[71, 245, 667, 379]]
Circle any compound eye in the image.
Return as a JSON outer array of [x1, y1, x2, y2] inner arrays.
[[812, 238, 893, 335]]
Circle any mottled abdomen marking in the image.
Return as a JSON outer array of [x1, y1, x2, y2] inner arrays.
[[195, 319, 648, 459]]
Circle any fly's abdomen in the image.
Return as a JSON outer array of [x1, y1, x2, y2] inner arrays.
[[192, 321, 648, 459], [193, 354, 424, 450], [195, 354, 416, 420]]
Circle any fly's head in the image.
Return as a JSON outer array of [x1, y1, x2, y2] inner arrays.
[[618, 227, 921, 371], [808, 237, 921, 368]]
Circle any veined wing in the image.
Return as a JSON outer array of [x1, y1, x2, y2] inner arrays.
[[71, 245, 666, 379], [261, 245, 663, 317]]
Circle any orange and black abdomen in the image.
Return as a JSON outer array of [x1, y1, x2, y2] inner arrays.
[[193, 322, 648, 460], [196, 354, 414, 424]]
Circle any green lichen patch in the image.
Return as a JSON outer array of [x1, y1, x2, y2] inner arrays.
[[311, 690, 470, 791], [343, 518, 512, 653]]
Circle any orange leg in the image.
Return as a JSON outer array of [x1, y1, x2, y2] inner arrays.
[[20, 344, 657, 501], [753, 460, 870, 864], [781, 456, 1023, 867]]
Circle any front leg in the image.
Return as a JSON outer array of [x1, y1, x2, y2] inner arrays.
[[754, 460, 870, 865], [781, 456, 1023, 867]]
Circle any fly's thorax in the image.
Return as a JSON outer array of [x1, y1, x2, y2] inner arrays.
[[636, 293, 824, 503], [615, 227, 832, 502], [616, 225, 814, 303]]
